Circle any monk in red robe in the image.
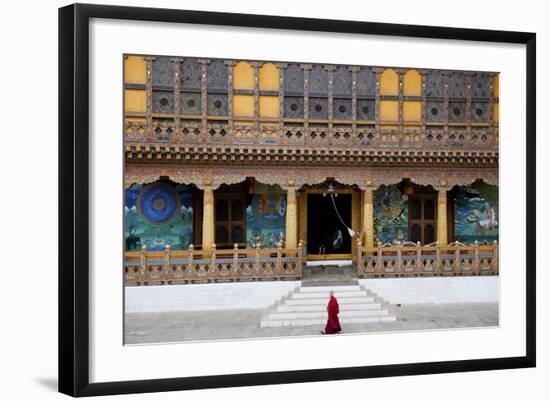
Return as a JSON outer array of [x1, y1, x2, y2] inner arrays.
[[322, 291, 342, 334]]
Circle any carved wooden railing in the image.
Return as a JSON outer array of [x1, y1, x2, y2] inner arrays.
[[356, 240, 498, 278], [124, 241, 305, 286], [124, 120, 498, 152]]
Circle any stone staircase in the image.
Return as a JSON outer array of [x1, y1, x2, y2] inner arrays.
[[260, 284, 396, 328]]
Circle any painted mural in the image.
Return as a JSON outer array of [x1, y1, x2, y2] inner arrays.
[[246, 183, 286, 248], [373, 185, 408, 244], [454, 182, 498, 244], [124, 182, 193, 251]]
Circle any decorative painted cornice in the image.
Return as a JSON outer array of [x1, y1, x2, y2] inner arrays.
[[124, 164, 498, 191]]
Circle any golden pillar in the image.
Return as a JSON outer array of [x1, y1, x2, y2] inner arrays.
[[351, 191, 361, 258], [202, 185, 215, 250], [298, 191, 308, 250], [285, 187, 298, 249], [437, 181, 448, 246], [363, 184, 375, 249]]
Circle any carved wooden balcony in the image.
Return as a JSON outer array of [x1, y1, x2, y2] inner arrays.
[[124, 243, 305, 286], [356, 240, 499, 277]]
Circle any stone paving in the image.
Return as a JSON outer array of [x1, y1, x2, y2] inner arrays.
[[124, 302, 499, 344], [301, 262, 358, 286]]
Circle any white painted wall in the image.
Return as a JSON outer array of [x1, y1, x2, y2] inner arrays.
[[126, 276, 498, 313], [125, 281, 300, 313], [359, 276, 499, 305]]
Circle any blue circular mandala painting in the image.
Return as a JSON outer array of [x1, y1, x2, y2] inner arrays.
[[137, 183, 180, 225]]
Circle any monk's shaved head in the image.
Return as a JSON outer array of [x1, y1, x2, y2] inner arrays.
[[329, 290, 334, 296]]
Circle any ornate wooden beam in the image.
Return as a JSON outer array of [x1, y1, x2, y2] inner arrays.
[[124, 141, 498, 167], [124, 164, 498, 190]]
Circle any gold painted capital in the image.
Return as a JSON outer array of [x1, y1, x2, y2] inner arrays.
[[437, 178, 449, 191], [364, 179, 375, 191], [283, 177, 298, 190]]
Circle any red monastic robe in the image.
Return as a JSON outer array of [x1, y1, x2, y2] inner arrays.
[[324, 295, 342, 334]]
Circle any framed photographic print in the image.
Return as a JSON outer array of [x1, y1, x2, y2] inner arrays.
[[58, 3, 536, 397]]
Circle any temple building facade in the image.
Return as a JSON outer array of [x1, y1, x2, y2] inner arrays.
[[123, 54, 499, 285]]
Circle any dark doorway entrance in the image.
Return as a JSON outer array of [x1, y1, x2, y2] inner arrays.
[[215, 193, 247, 249], [408, 192, 437, 244], [307, 194, 352, 255]]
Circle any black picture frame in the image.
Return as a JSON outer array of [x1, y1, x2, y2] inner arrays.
[[58, 3, 536, 397]]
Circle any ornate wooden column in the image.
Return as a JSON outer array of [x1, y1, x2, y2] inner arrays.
[[252, 61, 260, 132], [363, 180, 375, 249], [277, 63, 287, 134], [225, 60, 236, 134], [437, 179, 449, 246], [465, 72, 473, 139], [373, 67, 383, 135], [351, 191, 361, 259], [172, 57, 182, 130], [443, 71, 450, 137], [301, 64, 312, 129], [285, 179, 298, 249], [198, 59, 209, 134], [397, 68, 406, 134], [327, 65, 335, 131], [488, 72, 496, 137], [144, 56, 154, 137], [420, 69, 428, 132], [350, 66, 359, 135], [298, 189, 307, 250], [202, 179, 215, 251]]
